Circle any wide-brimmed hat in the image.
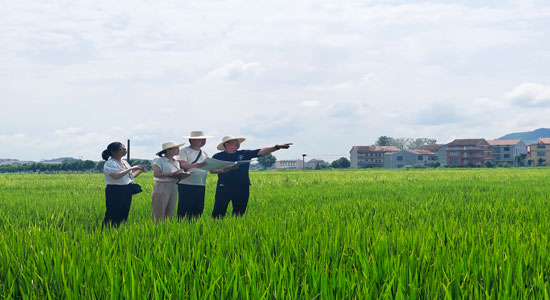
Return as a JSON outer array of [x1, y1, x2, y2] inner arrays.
[[217, 136, 246, 151], [183, 131, 213, 139], [156, 141, 185, 155]]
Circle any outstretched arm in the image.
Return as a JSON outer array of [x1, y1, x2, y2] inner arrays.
[[258, 143, 293, 156]]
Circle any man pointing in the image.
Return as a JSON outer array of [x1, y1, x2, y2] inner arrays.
[[210, 136, 292, 218]]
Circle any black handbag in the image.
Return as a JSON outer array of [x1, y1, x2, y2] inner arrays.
[[129, 183, 142, 195]]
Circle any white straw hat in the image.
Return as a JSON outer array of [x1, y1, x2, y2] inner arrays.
[[183, 131, 213, 139], [217, 136, 246, 151], [156, 141, 185, 155]]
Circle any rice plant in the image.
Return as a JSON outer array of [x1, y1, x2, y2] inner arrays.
[[1, 168, 550, 299]]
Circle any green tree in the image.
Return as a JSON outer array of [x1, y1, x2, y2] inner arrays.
[[82, 160, 96, 170], [375, 136, 394, 146], [409, 138, 438, 149], [331, 157, 351, 168], [258, 154, 276, 170]]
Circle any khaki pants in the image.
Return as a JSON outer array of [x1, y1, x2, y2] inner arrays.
[[151, 181, 177, 222]]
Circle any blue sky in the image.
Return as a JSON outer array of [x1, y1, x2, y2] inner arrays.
[[1, 0, 550, 161]]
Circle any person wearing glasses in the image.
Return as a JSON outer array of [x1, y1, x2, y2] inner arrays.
[[210, 136, 292, 218], [176, 131, 212, 220], [101, 142, 145, 227], [152, 141, 189, 222]]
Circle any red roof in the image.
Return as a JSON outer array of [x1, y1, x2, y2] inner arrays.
[[538, 138, 550, 144], [416, 144, 445, 151], [408, 149, 437, 155], [448, 139, 489, 146], [487, 139, 521, 146], [351, 145, 399, 152]]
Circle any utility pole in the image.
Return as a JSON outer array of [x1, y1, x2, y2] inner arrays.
[[127, 139, 131, 162], [302, 154, 307, 170]]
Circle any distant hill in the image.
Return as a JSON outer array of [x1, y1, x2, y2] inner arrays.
[[498, 128, 550, 145], [0, 157, 78, 166], [0, 159, 34, 166], [40, 157, 78, 163]]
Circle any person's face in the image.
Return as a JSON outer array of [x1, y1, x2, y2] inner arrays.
[[224, 139, 240, 152], [190, 139, 206, 148], [166, 147, 179, 157], [113, 146, 127, 157]]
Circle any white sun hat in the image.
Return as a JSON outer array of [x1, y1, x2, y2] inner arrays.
[[156, 141, 186, 156], [183, 131, 214, 139], [217, 136, 246, 151]]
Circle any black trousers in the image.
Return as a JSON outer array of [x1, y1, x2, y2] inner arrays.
[[212, 183, 249, 219], [177, 184, 205, 220], [104, 184, 132, 227]]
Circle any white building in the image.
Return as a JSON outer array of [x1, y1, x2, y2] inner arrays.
[[274, 160, 304, 169]]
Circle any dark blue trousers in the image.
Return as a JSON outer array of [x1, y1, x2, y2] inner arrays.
[[211, 183, 249, 219], [177, 184, 206, 220], [104, 184, 132, 227]]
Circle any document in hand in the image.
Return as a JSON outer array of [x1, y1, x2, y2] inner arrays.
[[199, 158, 237, 171]]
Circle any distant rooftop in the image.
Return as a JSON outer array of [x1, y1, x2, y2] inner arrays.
[[487, 139, 522, 146], [350, 145, 399, 153], [448, 139, 489, 146]]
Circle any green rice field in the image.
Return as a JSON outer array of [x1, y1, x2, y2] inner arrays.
[[2, 168, 550, 299]]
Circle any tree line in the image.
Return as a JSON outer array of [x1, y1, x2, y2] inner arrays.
[[0, 159, 152, 173], [1, 155, 353, 173], [375, 136, 437, 149]]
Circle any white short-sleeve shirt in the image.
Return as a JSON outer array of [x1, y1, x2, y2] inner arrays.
[[104, 158, 134, 185], [153, 156, 180, 182], [177, 146, 209, 186]]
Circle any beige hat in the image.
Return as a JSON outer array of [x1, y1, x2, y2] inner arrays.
[[217, 136, 246, 151], [183, 131, 213, 139], [156, 141, 186, 155]]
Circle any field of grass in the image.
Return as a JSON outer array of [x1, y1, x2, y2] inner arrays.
[[2, 168, 550, 299]]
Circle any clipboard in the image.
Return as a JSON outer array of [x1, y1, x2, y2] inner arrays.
[[199, 158, 237, 171]]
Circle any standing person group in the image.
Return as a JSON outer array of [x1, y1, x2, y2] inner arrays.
[[100, 131, 292, 226], [151, 141, 188, 222], [176, 131, 211, 220], [101, 142, 145, 227], [210, 136, 292, 218]]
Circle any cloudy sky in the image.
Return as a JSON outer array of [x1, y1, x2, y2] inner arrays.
[[1, 0, 550, 162]]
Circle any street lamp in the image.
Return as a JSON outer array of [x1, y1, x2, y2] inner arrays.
[[302, 154, 307, 170]]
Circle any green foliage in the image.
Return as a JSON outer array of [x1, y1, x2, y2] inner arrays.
[[0, 159, 152, 173], [257, 153, 276, 170], [485, 160, 495, 168], [375, 136, 394, 146], [375, 136, 437, 150], [330, 157, 350, 168], [2, 169, 550, 298]]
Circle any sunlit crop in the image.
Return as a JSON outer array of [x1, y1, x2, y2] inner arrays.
[[1, 168, 550, 299]]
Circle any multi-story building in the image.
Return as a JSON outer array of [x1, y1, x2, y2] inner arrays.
[[306, 159, 329, 169], [274, 159, 304, 170], [350, 145, 399, 168], [528, 138, 550, 166], [487, 139, 527, 166], [446, 139, 492, 167], [416, 144, 448, 167], [384, 149, 438, 169]]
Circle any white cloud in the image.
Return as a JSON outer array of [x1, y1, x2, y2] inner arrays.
[[2, 0, 550, 161], [206, 60, 262, 80], [0, 133, 28, 144], [306, 74, 375, 91], [505, 83, 550, 107], [299, 100, 320, 108]]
